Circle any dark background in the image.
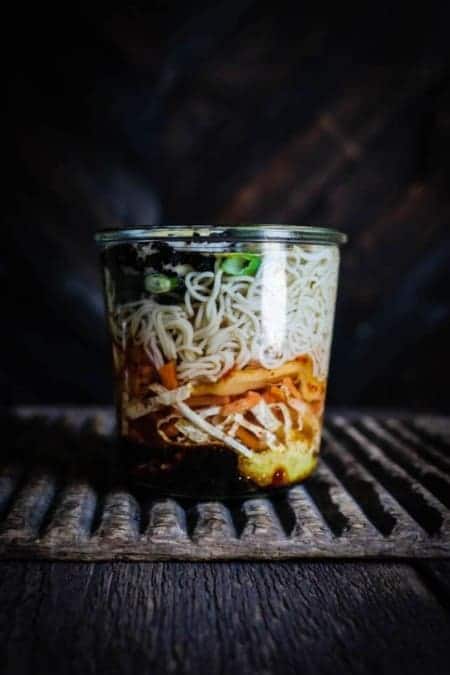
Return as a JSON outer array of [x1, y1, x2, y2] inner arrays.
[[3, 3, 450, 411]]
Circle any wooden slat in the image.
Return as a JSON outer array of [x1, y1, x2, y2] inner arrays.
[[240, 499, 284, 543], [93, 490, 140, 543], [0, 463, 24, 517], [322, 428, 419, 539], [311, 459, 380, 539], [191, 502, 237, 544], [42, 482, 98, 545], [330, 418, 450, 539], [145, 499, 188, 542], [0, 410, 449, 560], [383, 419, 450, 475], [0, 470, 57, 542], [358, 417, 450, 508], [414, 416, 450, 442], [287, 484, 334, 542]]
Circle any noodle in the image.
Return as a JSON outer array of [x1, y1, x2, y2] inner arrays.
[[113, 244, 339, 382]]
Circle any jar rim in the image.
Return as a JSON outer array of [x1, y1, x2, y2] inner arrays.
[[95, 225, 347, 246]]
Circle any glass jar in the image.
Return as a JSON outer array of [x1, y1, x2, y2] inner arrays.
[[96, 226, 346, 498]]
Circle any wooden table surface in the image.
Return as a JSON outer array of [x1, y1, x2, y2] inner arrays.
[[1, 409, 450, 674], [1, 559, 450, 675]]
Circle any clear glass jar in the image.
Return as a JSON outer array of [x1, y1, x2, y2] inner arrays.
[[96, 226, 346, 498]]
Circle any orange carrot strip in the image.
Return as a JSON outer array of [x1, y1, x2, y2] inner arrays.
[[282, 377, 302, 400], [262, 391, 277, 404], [235, 427, 263, 451], [186, 395, 231, 408], [221, 391, 261, 417], [268, 386, 285, 402], [310, 399, 325, 417], [159, 361, 178, 390]]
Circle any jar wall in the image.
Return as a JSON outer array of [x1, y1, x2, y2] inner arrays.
[[99, 235, 340, 498]]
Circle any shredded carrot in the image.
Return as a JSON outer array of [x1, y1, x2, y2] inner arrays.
[[262, 386, 285, 404], [310, 399, 324, 417], [159, 361, 178, 390], [262, 391, 277, 404], [282, 377, 302, 400], [186, 395, 230, 408], [221, 391, 261, 417], [268, 386, 285, 402], [236, 427, 263, 451]]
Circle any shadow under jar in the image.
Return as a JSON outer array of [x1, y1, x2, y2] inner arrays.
[[96, 226, 346, 499]]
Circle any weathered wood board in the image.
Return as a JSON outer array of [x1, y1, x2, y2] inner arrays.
[[2, 559, 450, 675], [0, 409, 449, 560]]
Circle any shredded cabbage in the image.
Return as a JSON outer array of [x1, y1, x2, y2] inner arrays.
[[175, 402, 254, 458], [250, 400, 282, 432], [126, 384, 192, 419]]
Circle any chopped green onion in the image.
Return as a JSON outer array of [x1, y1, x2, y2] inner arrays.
[[144, 273, 179, 294], [221, 254, 261, 276]]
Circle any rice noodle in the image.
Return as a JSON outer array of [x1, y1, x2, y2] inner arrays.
[[113, 244, 339, 382]]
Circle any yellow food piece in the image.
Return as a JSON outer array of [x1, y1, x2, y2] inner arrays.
[[192, 360, 313, 397], [299, 411, 321, 443], [238, 438, 319, 487], [300, 378, 326, 402]]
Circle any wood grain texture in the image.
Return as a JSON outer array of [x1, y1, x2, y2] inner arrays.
[[0, 409, 449, 560], [0, 560, 450, 675]]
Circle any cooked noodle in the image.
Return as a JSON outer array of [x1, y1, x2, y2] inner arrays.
[[112, 244, 339, 381]]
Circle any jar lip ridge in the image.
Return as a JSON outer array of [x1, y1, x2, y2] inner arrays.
[[95, 225, 347, 246]]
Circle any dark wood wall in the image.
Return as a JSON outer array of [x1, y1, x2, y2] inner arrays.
[[3, 4, 450, 410]]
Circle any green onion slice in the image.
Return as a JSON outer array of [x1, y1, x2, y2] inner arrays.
[[144, 274, 179, 294], [220, 254, 261, 276]]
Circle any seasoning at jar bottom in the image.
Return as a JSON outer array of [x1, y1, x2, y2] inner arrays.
[[96, 226, 346, 498]]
